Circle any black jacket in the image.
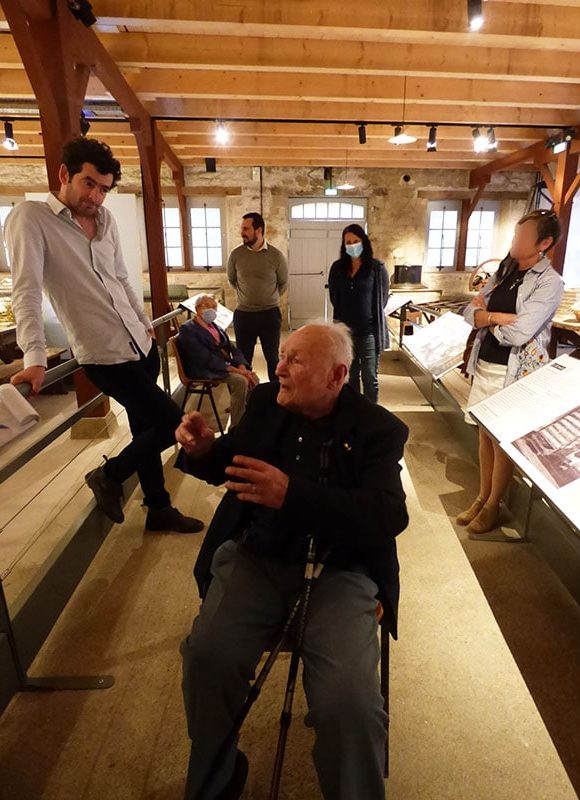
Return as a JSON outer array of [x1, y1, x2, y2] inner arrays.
[[176, 382, 409, 637], [328, 258, 390, 350]]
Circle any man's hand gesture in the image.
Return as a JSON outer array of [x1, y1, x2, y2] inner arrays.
[[225, 455, 289, 509], [175, 412, 215, 457]]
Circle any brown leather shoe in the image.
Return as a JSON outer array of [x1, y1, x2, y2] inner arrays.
[[456, 496, 486, 526], [466, 504, 500, 535]]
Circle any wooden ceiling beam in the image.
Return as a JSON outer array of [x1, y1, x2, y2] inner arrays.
[[150, 134, 528, 152], [145, 97, 579, 127], [87, 0, 580, 43], [6, 30, 580, 85], [70, 32, 580, 84], [121, 69, 580, 109], [0, 146, 505, 162]]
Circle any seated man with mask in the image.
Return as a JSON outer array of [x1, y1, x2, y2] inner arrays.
[[174, 321, 409, 800], [176, 294, 259, 428]]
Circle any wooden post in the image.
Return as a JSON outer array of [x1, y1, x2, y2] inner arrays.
[[132, 118, 171, 321]]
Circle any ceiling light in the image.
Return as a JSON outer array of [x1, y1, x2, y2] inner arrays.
[[2, 121, 18, 151], [337, 149, 355, 190], [472, 127, 489, 153], [468, 0, 484, 31], [324, 166, 338, 195], [80, 111, 91, 137], [426, 125, 437, 152], [389, 125, 417, 145], [214, 122, 230, 145]]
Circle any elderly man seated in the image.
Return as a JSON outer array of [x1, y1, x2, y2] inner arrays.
[[176, 294, 259, 427], [175, 321, 409, 800]]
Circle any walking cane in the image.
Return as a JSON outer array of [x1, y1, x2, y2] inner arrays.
[[268, 535, 318, 800], [193, 534, 327, 800]]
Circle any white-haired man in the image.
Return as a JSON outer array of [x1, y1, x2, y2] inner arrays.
[[175, 322, 409, 800]]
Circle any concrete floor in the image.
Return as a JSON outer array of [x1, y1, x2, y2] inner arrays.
[[0, 350, 579, 799]]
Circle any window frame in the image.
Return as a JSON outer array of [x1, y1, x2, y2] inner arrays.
[[424, 200, 461, 272], [188, 197, 227, 271], [465, 200, 500, 270], [288, 197, 367, 223], [161, 196, 184, 270]]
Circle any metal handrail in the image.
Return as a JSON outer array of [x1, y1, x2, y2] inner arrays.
[[1, 306, 186, 486]]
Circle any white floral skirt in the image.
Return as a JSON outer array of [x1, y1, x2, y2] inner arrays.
[[464, 358, 508, 426]]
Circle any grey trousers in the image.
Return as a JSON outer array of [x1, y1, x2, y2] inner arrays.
[[181, 540, 386, 800]]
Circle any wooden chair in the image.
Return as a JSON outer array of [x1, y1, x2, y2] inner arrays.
[[168, 335, 225, 435]]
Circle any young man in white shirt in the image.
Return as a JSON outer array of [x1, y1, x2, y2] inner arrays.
[[6, 137, 203, 534]]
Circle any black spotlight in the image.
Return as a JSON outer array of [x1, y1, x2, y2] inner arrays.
[[80, 112, 91, 137], [358, 123, 367, 145], [426, 125, 437, 152], [467, 0, 483, 30], [67, 0, 97, 27], [205, 157, 217, 173]]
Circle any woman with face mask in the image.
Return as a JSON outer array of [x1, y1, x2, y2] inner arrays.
[[460, 209, 564, 535], [327, 224, 390, 403]]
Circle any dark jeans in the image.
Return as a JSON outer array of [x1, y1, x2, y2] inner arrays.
[[83, 342, 182, 509], [349, 333, 379, 404], [233, 306, 281, 381]]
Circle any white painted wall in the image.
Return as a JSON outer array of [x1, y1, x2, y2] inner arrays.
[[563, 193, 580, 288], [22, 191, 146, 348], [104, 192, 145, 302]]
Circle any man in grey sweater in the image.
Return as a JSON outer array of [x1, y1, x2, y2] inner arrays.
[[227, 212, 288, 380]]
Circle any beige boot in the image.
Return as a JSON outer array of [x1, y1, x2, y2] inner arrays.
[[466, 504, 500, 535], [456, 496, 486, 526]]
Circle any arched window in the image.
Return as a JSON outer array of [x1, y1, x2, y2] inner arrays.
[[290, 200, 365, 221]]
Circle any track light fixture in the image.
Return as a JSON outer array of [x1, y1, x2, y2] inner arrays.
[[547, 127, 576, 155], [1, 121, 18, 151], [389, 125, 417, 145], [472, 127, 489, 153], [426, 125, 437, 152], [468, 0, 484, 31], [80, 111, 91, 137]]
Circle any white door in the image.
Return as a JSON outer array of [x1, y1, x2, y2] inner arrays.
[[288, 199, 367, 328], [288, 226, 344, 328]]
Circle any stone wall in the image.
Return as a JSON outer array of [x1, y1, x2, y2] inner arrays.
[[0, 161, 534, 314]]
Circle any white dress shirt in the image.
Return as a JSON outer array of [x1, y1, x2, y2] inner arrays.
[[5, 193, 152, 368]]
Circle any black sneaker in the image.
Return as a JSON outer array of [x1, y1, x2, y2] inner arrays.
[[85, 464, 124, 523], [215, 750, 249, 800], [145, 505, 204, 534]]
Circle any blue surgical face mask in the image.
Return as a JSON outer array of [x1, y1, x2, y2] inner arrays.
[[201, 308, 217, 324], [345, 242, 363, 258]]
